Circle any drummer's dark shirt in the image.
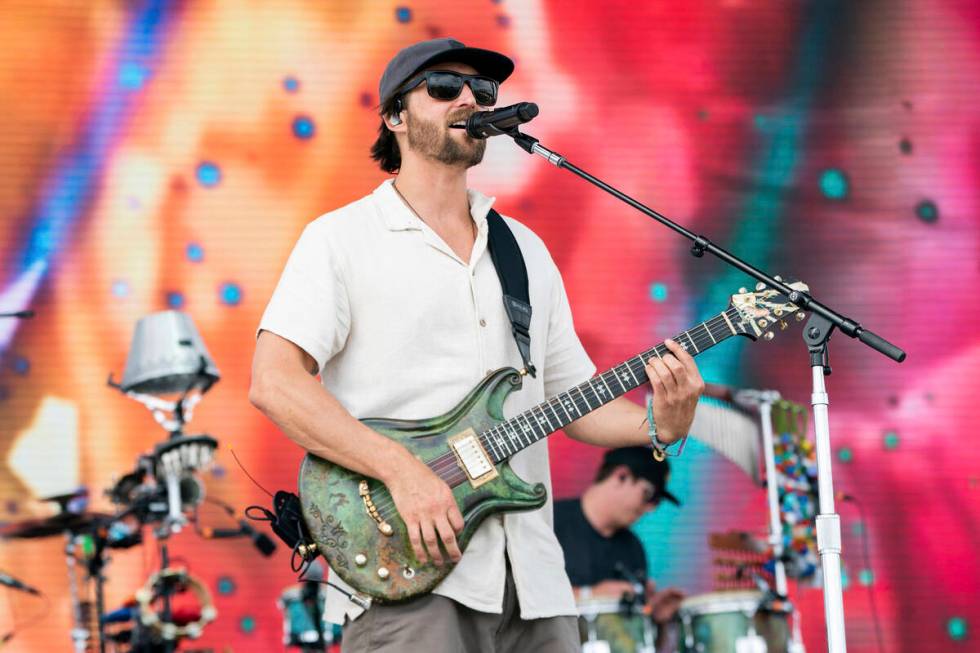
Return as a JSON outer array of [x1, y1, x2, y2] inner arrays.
[[554, 498, 648, 587]]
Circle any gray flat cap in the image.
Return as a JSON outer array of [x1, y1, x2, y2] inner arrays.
[[378, 37, 514, 105]]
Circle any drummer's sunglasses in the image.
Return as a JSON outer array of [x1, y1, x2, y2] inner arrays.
[[399, 70, 499, 106]]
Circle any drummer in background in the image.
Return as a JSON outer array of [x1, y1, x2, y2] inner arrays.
[[554, 447, 686, 651]]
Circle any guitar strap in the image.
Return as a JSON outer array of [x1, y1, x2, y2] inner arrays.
[[485, 209, 537, 378]]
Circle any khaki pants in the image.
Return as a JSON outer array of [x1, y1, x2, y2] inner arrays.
[[341, 566, 579, 653]]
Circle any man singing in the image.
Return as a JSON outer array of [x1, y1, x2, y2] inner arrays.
[[250, 37, 703, 653]]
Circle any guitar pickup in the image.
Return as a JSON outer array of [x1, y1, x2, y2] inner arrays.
[[448, 429, 498, 488]]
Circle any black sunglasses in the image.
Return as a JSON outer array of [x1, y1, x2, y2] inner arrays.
[[399, 70, 499, 106]]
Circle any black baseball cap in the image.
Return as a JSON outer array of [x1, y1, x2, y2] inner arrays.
[[602, 446, 681, 506], [378, 37, 515, 105]]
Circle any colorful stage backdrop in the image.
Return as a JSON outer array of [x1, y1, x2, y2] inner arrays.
[[1, 1, 977, 651]]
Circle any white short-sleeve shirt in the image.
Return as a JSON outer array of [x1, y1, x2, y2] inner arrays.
[[258, 179, 596, 624]]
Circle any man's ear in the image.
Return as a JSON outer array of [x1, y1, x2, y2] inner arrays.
[[386, 97, 405, 129]]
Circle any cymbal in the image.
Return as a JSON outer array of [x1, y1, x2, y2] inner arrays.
[[0, 512, 115, 539]]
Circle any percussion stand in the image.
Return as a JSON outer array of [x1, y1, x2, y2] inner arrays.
[[736, 389, 807, 653], [502, 128, 907, 653]]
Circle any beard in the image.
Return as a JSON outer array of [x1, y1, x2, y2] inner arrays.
[[405, 109, 486, 168]]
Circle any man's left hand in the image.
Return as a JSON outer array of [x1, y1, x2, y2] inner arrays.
[[644, 339, 704, 444]]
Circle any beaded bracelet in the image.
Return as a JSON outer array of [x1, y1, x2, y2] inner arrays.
[[647, 395, 688, 461]]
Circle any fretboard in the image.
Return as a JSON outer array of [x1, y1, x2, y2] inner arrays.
[[478, 307, 748, 462]]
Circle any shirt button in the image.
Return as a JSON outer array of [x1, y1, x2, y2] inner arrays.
[[479, 319, 487, 327]]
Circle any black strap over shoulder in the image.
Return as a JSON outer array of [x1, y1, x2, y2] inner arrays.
[[486, 209, 536, 378]]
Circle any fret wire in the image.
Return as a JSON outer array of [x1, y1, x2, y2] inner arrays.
[[596, 374, 614, 399], [520, 411, 544, 442], [553, 394, 574, 423], [482, 431, 499, 460], [502, 420, 523, 449], [544, 398, 567, 429], [702, 321, 717, 344], [492, 426, 511, 457], [534, 404, 557, 432], [574, 384, 596, 410], [684, 330, 699, 353], [514, 414, 534, 445], [609, 365, 629, 395]]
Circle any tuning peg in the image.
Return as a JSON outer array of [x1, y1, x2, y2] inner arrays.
[[758, 319, 768, 328], [774, 275, 783, 282], [755, 282, 766, 291], [779, 320, 788, 330], [739, 287, 748, 294], [764, 331, 775, 341], [796, 312, 806, 322]]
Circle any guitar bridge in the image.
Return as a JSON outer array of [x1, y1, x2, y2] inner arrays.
[[358, 480, 393, 536], [448, 429, 498, 488]]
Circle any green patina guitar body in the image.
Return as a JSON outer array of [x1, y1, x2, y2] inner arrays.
[[298, 367, 546, 603]]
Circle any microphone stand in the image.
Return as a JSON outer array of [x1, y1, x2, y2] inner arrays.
[[502, 129, 906, 653]]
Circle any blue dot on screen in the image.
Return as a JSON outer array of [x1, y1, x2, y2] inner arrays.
[[649, 282, 668, 303], [166, 292, 185, 309], [395, 6, 412, 23], [819, 168, 849, 200], [292, 115, 316, 140], [12, 357, 30, 376], [186, 242, 204, 263], [283, 76, 300, 93], [219, 282, 242, 306], [111, 280, 130, 298], [239, 615, 256, 634], [216, 577, 236, 596], [196, 162, 222, 187], [947, 617, 968, 641]]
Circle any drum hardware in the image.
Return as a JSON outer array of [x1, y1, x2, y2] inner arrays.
[[577, 596, 655, 653], [277, 581, 343, 651]]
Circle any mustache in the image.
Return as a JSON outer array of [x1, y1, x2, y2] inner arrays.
[[446, 110, 477, 127]]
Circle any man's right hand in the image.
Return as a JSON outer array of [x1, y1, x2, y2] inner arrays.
[[385, 453, 464, 566]]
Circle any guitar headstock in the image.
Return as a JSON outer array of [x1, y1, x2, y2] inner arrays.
[[730, 279, 809, 341]]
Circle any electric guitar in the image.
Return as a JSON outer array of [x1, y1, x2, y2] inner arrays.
[[297, 281, 808, 603]]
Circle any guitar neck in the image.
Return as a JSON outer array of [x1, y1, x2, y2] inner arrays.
[[479, 307, 747, 462]]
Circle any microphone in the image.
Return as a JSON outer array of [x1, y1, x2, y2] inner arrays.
[[0, 572, 40, 596], [203, 519, 277, 557], [458, 102, 539, 138]]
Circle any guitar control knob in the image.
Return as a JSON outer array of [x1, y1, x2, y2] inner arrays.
[[377, 567, 390, 580], [355, 554, 367, 567]]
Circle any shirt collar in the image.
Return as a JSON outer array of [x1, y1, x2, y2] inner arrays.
[[372, 179, 496, 232]]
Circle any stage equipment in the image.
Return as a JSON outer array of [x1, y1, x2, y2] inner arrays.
[[451, 102, 539, 138], [108, 311, 220, 534], [678, 590, 790, 653], [498, 121, 906, 653], [277, 582, 342, 651], [134, 564, 217, 642], [299, 284, 807, 604], [108, 310, 220, 434], [577, 596, 653, 653]]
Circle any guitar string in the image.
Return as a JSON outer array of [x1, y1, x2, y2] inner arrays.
[[367, 309, 752, 520], [366, 309, 752, 520], [427, 309, 740, 475], [424, 309, 743, 479]]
